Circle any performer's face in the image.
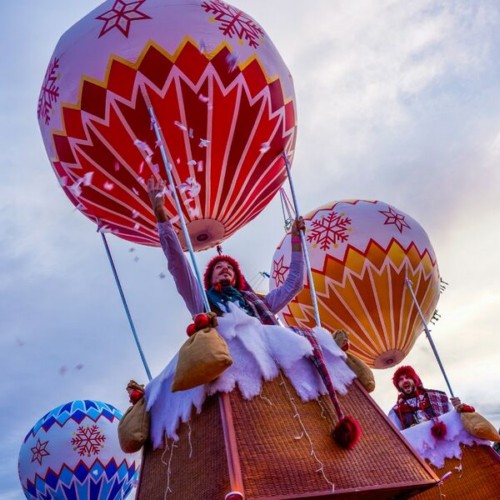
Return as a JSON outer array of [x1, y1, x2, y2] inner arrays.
[[211, 260, 236, 286], [397, 375, 416, 395]]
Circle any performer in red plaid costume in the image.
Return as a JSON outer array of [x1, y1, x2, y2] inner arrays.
[[388, 365, 460, 430]]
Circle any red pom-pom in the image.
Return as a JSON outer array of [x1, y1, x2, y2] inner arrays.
[[431, 420, 447, 439], [332, 416, 362, 449], [186, 323, 196, 337], [129, 389, 143, 404]]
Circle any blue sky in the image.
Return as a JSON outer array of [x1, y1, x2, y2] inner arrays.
[[1, 1, 500, 498]]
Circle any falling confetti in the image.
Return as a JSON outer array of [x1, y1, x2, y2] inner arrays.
[[197, 161, 204, 172], [103, 181, 114, 191], [260, 142, 271, 153], [198, 94, 210, 103], [138, 161, 145, 173], [82, 172, 94, 186], [187, 160, 197, 166], [131, 209, 139, 219], [159, 272, 166, 279], [114, 161, 120, 172], [129, 247, 135, 252], [174, 120, 187, 131], [226, 53, 238, 72], [178, 177, 201, 198], [188, 128, 194, 139], [75, 364, 84, 370], [133, 223, 140, 230], [132, 187, 140, 196], [133, 256, 139, 262], [199, 138, 210, 148]]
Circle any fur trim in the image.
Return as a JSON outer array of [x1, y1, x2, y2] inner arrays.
[[204, 255, 245, 290], [392, 365, 423, 390]]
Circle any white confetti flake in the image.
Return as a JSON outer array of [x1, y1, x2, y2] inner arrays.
[[260, 142, 271, 153], [132, 188, 140, 196], [155, 140, 162, 149], [226, 53, 238, 72], [189, 128, 194, 139], [152, 164, 160, 174], [69, 183, 82, 198], [198, 94, 210, 103], [131, 209, 140, 219], [138, 160, 145, 173], [187, 160, 197, 166], [82, 172, 94, 186], [134, 223, 140, 230], [174, 120, 187, 131], [178, 177, 201, 198], [137, 176, 145, 185], [188, 206, 200, 218], [199, 138, 210, 148], [199, 40, 206, 53], [197, 161, 204, 172], [103, 181, 114, 191]]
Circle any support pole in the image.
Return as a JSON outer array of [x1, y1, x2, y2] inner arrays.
[[100, 231, 152, 381], [405, 278, 455, 397], [282, 153, 322, 327]]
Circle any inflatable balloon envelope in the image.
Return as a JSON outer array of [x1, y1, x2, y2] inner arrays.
[[18, 400, 139, 499], [271, 200, 441, 368], [38, 0, 296, 250]]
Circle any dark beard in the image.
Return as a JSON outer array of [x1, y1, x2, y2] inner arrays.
[[219, 278, 232, 287]]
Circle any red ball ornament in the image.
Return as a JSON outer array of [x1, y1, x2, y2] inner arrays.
[[186, 323, 197, 337], [129, 389, 143, 405], [194, 313, 211, 330]]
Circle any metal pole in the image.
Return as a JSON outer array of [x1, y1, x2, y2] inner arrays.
[[282, 153, 322, 327], [100, 231, 152, 381], [405, 278, 455, 397], [146, 103, 211, 312]]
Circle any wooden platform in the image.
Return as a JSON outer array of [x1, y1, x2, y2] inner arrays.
[[412, 444, 500, 499], [137, 377, 439, 499]]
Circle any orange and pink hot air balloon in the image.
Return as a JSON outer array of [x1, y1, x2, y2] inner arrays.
[[271, 200, 441, 368], [38, 0, 296, 250]]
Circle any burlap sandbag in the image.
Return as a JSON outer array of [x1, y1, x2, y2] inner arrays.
[[460, 411, 500, 442], [345, 353, 376, 393], [171, 327, 233, 392], [118, 397, 150, 453]]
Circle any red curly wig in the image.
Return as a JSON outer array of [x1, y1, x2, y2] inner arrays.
[[203, 255, 246, 290]]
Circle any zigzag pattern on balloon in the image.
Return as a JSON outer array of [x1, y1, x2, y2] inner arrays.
[[23, 401, 122, 443], [23, 458, 138, 500], [50, 39, 296, 248], [280, 238, 440, 368]]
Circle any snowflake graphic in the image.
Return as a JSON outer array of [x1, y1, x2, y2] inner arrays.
[[202, 1, 264, 48], [379, 206, 411, 233], [71, 424, 106, 457], [31, 439, 50, 465], [307, 211, 352, 251], [96, 0, 151, 38], [37, 57, 60, 125], [272, 255, 289, 287]]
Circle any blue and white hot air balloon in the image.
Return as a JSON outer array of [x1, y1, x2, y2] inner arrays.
[[18, 400, 139, 499]]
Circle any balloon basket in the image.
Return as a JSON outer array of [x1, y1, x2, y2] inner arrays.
[[136, 377, 439, 499]]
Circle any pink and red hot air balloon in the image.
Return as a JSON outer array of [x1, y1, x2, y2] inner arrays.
[[271, 200, 441, 368], [38, 0, 296, 250]]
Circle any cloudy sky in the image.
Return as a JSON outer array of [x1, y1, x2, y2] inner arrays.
[[1, 1, 500, 498]]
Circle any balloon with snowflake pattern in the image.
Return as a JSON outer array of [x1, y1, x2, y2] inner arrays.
[[18, 400, 139, 499], [270, 200, 441, 368], [38, 0, 296, 250]]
